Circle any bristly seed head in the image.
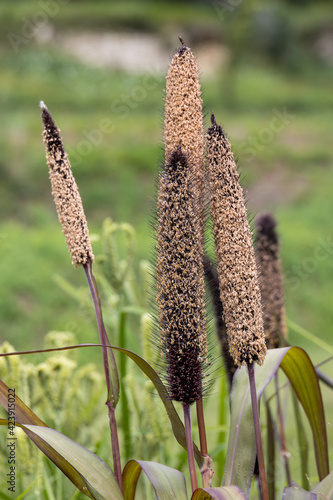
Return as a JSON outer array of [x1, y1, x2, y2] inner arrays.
[[40, 102, 94, 268], [205, 114, 266, 367], [156, 147, 207, 405], [256, 214, 287, 348], [164, 40, 205, 242]]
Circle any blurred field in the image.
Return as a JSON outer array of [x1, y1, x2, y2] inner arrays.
[[0, 0, 332, 495]]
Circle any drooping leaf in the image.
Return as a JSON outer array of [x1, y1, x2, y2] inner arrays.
[[0, 379, 47, 426], [123, 460, 187, 500], [280, 347, 329, 480], [222, 347, 329, 495], [111, 346, 203, 468], [0, 420, 123, 500], [0, 344, 204, 468], [192, 486, 246, 499]]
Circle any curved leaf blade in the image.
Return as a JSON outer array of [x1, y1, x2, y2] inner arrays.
[[280, 347, 329, 480], [0, 379, 46, 426], [192, 486, 246, 499], [123, 460, 187, 500], [0, 344, 204, 469], [111, 346, 203, 468]]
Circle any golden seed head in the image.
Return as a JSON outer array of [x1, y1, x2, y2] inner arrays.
[[164, 41, 205, 237], [40, 102, 94, 268], [156, 148, 207, 404], [206, 114, 266, 367], [256, 214, 287, 348]]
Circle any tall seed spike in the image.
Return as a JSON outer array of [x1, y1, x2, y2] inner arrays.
[[205, 117, 266, 367], [255, 213, 287, 348], [164, 40, 205, 243], [40, 102, 94, 268], [156, 148, 207, 405]]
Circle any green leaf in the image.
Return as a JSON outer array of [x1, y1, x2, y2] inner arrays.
[[280, 347, 329, 480], [222, 348, 289, 495], [191, 486, 246, 499], [0, 343, 203, 468], [291, 388, 309, 490], [0, 379, 47, 426], [282, 483, 314, 499], [0, 378, 123, 500], [110, 346, 203, 469], [311, 470, 333, 497], [0, 420, 123, 500], [283, 471, 333, 499], [222, 347, 329, 495], [123, 460, 187, 500]]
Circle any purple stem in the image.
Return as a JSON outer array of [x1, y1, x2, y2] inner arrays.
[[275, 373, 291, 485], [183, 403, 198, 493], [83, 261, 123, 493], [248, 363, 269, 500]]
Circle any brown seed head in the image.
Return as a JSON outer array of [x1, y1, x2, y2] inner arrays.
[[205, 114, 266, 367], [40, 102, 94, 268], [255, 214, 287, 348], [156, 148, 207, 404], [164, 41, 205, 240]]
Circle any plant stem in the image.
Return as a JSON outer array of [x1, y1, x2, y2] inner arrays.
[[83, 261, 123, 493], [248, 363, 269, 500], [196, 398, 213, 488], [196, 398, 207, 455], [108, 405, 123, 492], [183, 403, 198, 493], [275, 373, 291, 485], [119, 310, 131, 461]]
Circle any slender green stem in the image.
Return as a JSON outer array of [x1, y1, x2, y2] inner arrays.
[[275, 373, 291, 485], [217, 371, 227, 480], [183, 403, 198, 493], [248, 363, 269, 500], [83, 261, 123, 493], [119, 310, 131, 460]]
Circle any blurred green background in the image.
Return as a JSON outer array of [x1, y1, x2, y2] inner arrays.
[[0, 0, 332, 492]]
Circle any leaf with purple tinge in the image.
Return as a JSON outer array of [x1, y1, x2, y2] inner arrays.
[[282, 483, 316, 499], [191, 486, 246, 499], [222, 347, 329, 495], [123, 460, 187, 500]]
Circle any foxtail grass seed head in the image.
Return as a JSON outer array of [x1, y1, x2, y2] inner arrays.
[[205, 114, 266, 367], [40, 102, 94, 268], [164, 38, 205, 238], [256, 214, 287, 348], [156, 148, 207, 405]]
